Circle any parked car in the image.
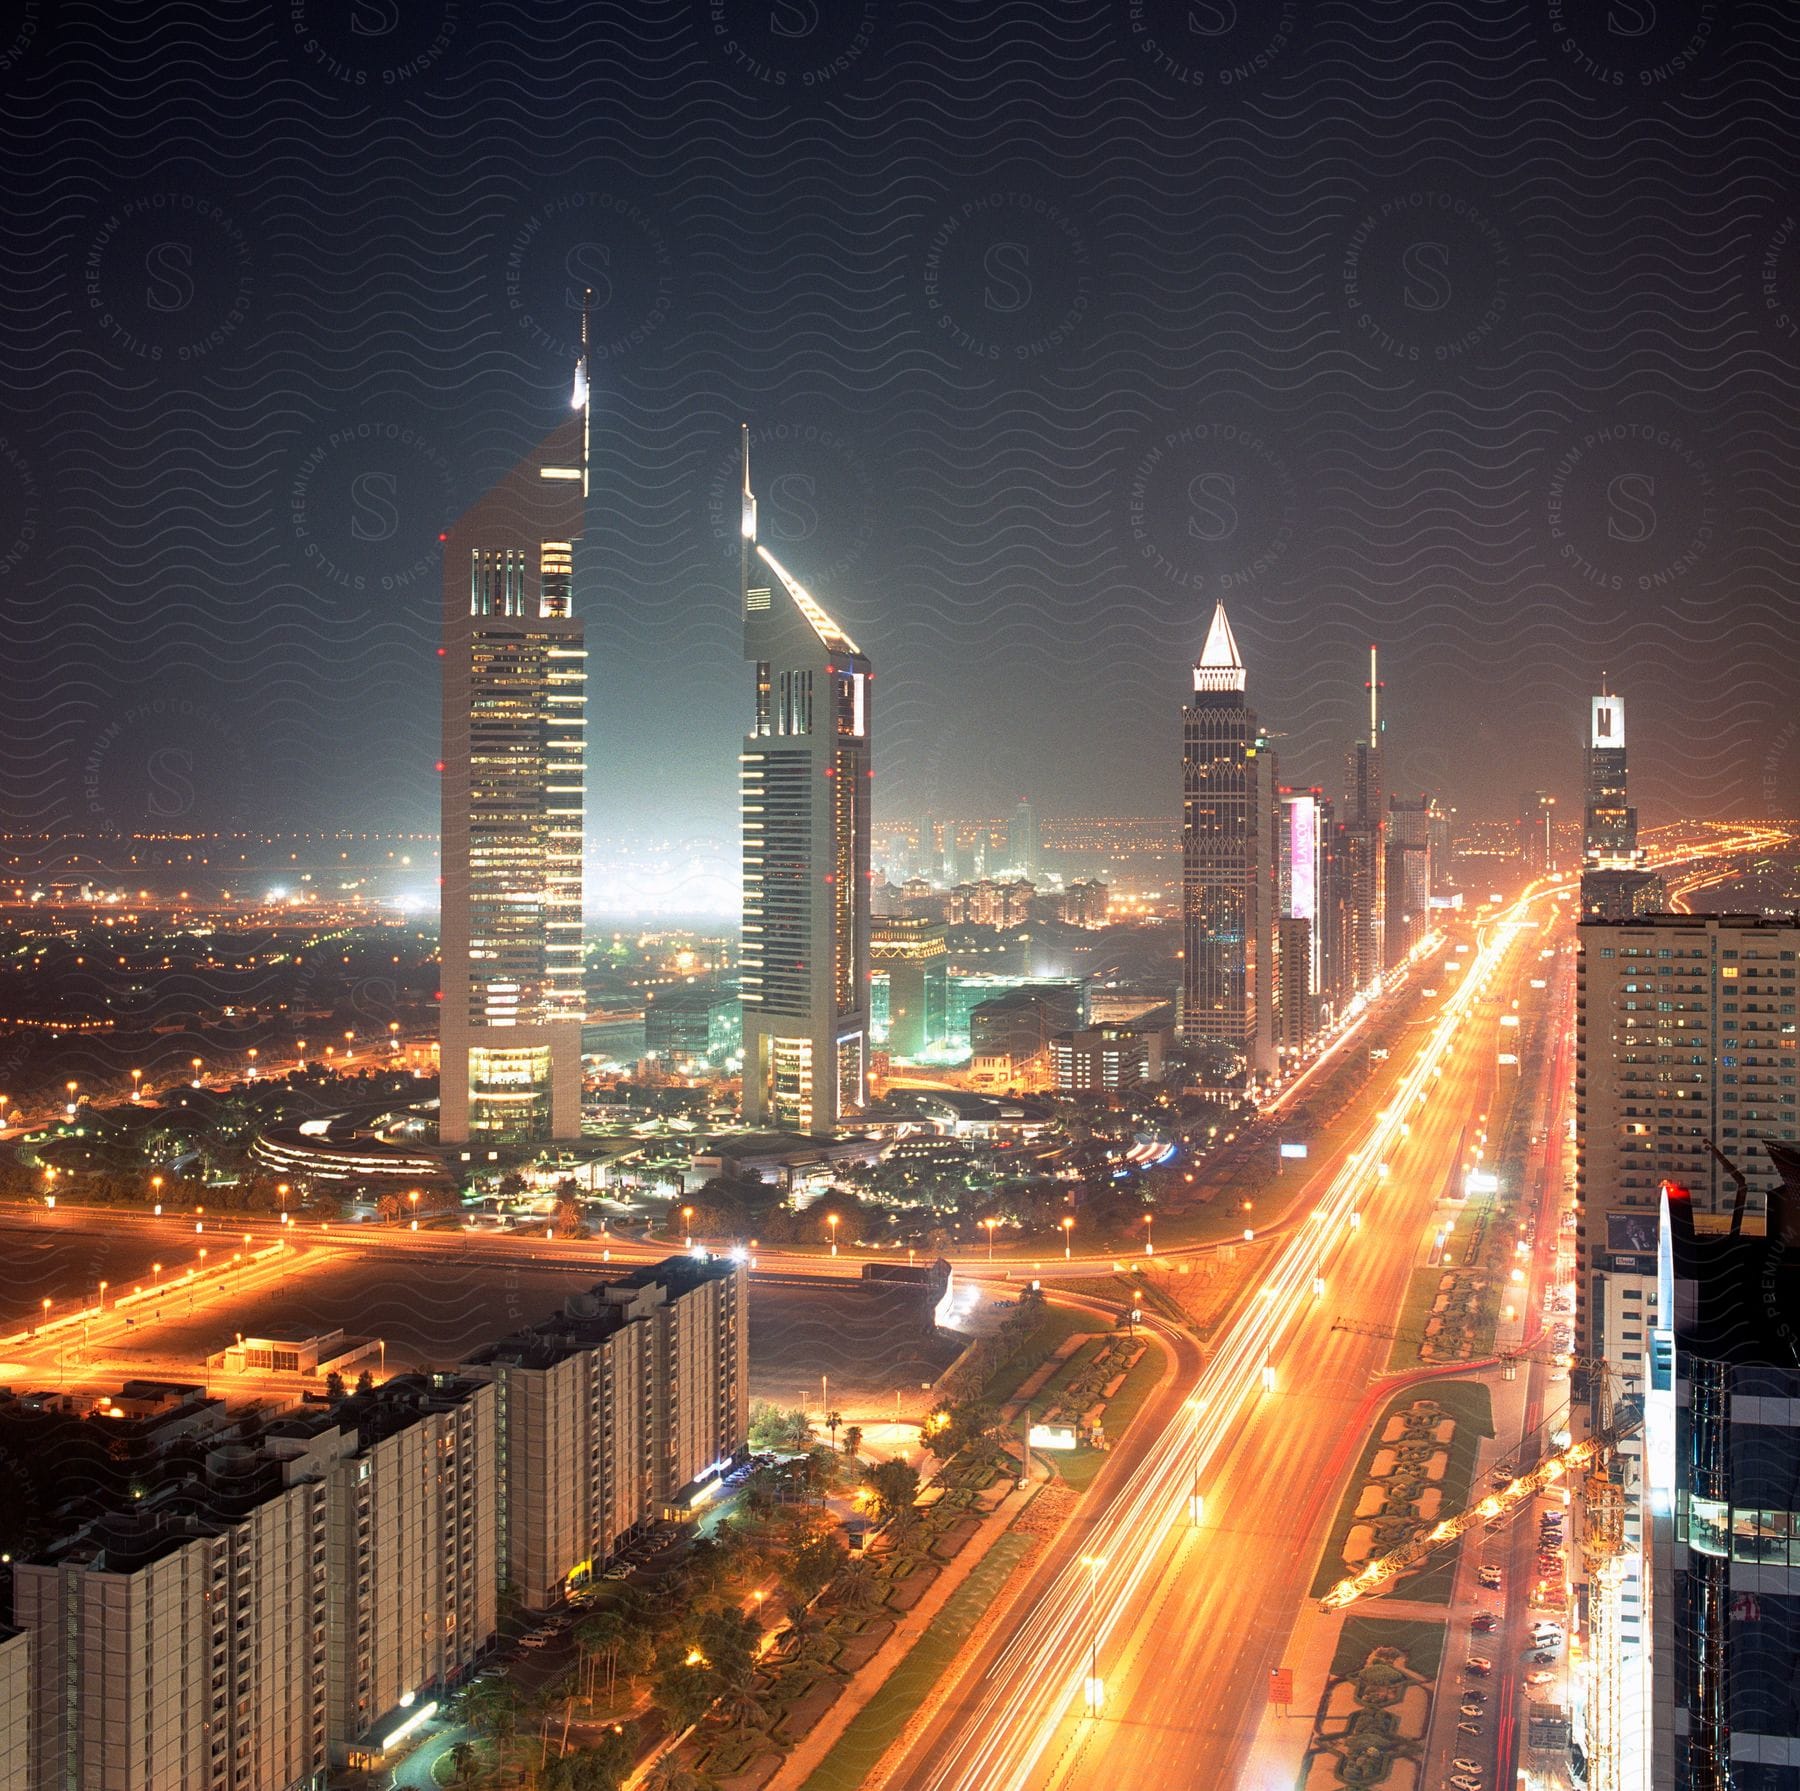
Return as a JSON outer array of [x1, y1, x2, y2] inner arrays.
[[1526, 1671, 1555, 1686], [1450, 1777, 1483, 1791], [1462, 1689, 1487, 1704], [1453, 1760, 1483, 1774], [1464, 1657, 1492, 1676], [1477, 1568, 1503, 1589], [1460, 1704, 1485, 1718], [1470, 1615, 1497, 1632]]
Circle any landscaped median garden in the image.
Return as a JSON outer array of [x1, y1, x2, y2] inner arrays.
[[1309, 1379, 1494, 1608], [1301, 1616, 1447, 1791]]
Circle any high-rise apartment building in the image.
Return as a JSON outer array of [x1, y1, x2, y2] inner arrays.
[[739, 429, 872, 1136], [1574, 911, 1800, 1367], [439, 323, 591, 1146], [1580, 687, 1665, 921], [945, 877, 1035, 929], [1646, 1160, 1800, 1791], [0, 1628, 27, 1791], [1343, 645, 1386, 995], [16, 1436, 336, 1791], [462, 1255, 747, 1609], [1181, 603, 1276, 1068], [264, 1377, 499, 1769]]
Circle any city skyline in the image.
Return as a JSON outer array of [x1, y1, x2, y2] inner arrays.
[[7, 8, 1800, 850]]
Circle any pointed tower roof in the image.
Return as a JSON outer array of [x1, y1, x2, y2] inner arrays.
[[1193, 601, 1246, 694], [756, 544, 861, 655]]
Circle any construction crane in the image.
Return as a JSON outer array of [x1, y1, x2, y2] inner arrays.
[[1317, 1396, 1642, 1610]]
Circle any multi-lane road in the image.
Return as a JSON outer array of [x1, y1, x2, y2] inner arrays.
[[879, 881, 1570, 1791]]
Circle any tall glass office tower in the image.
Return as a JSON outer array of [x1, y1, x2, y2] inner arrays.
[[439, 322, 590, 1146], [738, 429, 872, 1136]]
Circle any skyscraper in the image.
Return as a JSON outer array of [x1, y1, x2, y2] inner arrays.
[[1007, 798, 1040, 879], [1517, 788, 1556, 875], [439, 313, 590, 1146], [1343, 645, 1386, 995], [739, 428, 872, 1136], [1580, 685, 1665, 919], [1181, 603, 1275, 1067], [1384, 792, 1435, 967]]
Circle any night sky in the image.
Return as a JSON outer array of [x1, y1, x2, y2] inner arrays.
[[3, 0, 1797, 865]]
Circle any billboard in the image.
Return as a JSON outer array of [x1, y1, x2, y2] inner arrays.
[[1028, 1424, 1077, 1451], [1288, 795, 1318, 921], [1279, 1142, 1309, 1160]]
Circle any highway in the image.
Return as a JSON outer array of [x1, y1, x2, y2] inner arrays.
[[879, 881, 1568, 1791]]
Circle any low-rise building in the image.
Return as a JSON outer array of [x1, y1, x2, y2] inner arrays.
[[1050, 1024, 1167, 1094]]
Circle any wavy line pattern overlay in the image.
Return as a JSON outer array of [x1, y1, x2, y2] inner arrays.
[[0, 0, 1796, 856]]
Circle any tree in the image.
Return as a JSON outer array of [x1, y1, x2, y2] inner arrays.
[[644, 1757, 702, 1791], [832, 1555, 879, 1613], [355, 1369, 374, 1395], [323, 1371, 345, 1402], [866, 1457, 919, 1520], [448, 1739, 475, 1784], [783, 1529, 846, 1605], [825, 1408, 842, 1451], [841, 1423, 863, 1459]]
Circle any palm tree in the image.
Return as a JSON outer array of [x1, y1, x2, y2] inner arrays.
[[645, 1758, 702, 1791], [834, 1556, 878, 1614], [841, 1424, 863, 1460], [716, 1662, 771, 1736]]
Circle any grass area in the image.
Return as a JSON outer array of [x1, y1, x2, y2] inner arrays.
[[795, 1527, 1034, 1791], [1308, 1378, 1495, 1604], [1385, 1263, 1452, 1372], [1329, 1613, 1446, 1682], [980, 1303, 1093, 1407], [1049, 1335, 1165, 1493]]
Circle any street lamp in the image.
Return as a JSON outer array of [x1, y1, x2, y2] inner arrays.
[[983, 1217, 997, 1262], [683, 1204, 695, 1248], [152, 1262, 162, 1286], [39, 1297, 50, 1333], [191, 1057, 203, 1087], [246, 1048, 257, 1080], [97, 1280, 107, 1311], [65, 1079, 79, 1118], [827, 1212, 840, 1258], [1062, 1215, 1074, 1260], [1080, 1555, 1106, 1714], [130, 1068, 142, 1101], [1143, 1212, 1154, 1256]]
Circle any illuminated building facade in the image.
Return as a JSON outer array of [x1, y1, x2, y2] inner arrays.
[[1580, 687, 1665, 920], [439, 323, 591, 1146], [870, 916, 948, 1058], [1384, 793, 1435, 967], [461, 1256, 747, 1609], [738, 429, 872, 1136], [1518, 788, 1556, 875], [1181, 603, 1276, 1067], [1343, 646, 1385, 994], [1574, 911, 1800, 1368]]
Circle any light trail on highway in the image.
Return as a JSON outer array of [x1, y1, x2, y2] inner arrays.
[[910, 885, 1557, 1791]]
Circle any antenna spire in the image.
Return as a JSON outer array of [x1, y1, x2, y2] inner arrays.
[[740, 422, 757, 543], [571, 287, 591, 411], [1367, 644, 1382, 748]]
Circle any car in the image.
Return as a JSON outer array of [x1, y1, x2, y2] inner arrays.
[[1454, 1761, 1483, 1775], [1477, 1569, 1503, 1589], [1464, 1657, 1492, 1675], [1460, 1705, 1484, 1718], [1526, 1671, 1555, 1686], [1449, 1777, 1483, 1791], [1531, 1650, 1556, 1665], [1469, 1617, 1496, 1632], [602, 1565, 631, 1580], [1461, 1688, 1487, 1703]]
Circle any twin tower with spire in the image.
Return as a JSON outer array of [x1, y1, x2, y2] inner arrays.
[[1182, 603, 1391, 1075], [738, 425, 874, 1138]]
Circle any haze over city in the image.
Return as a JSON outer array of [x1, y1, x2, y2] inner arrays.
[[0, 7, 1797, 1791]]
